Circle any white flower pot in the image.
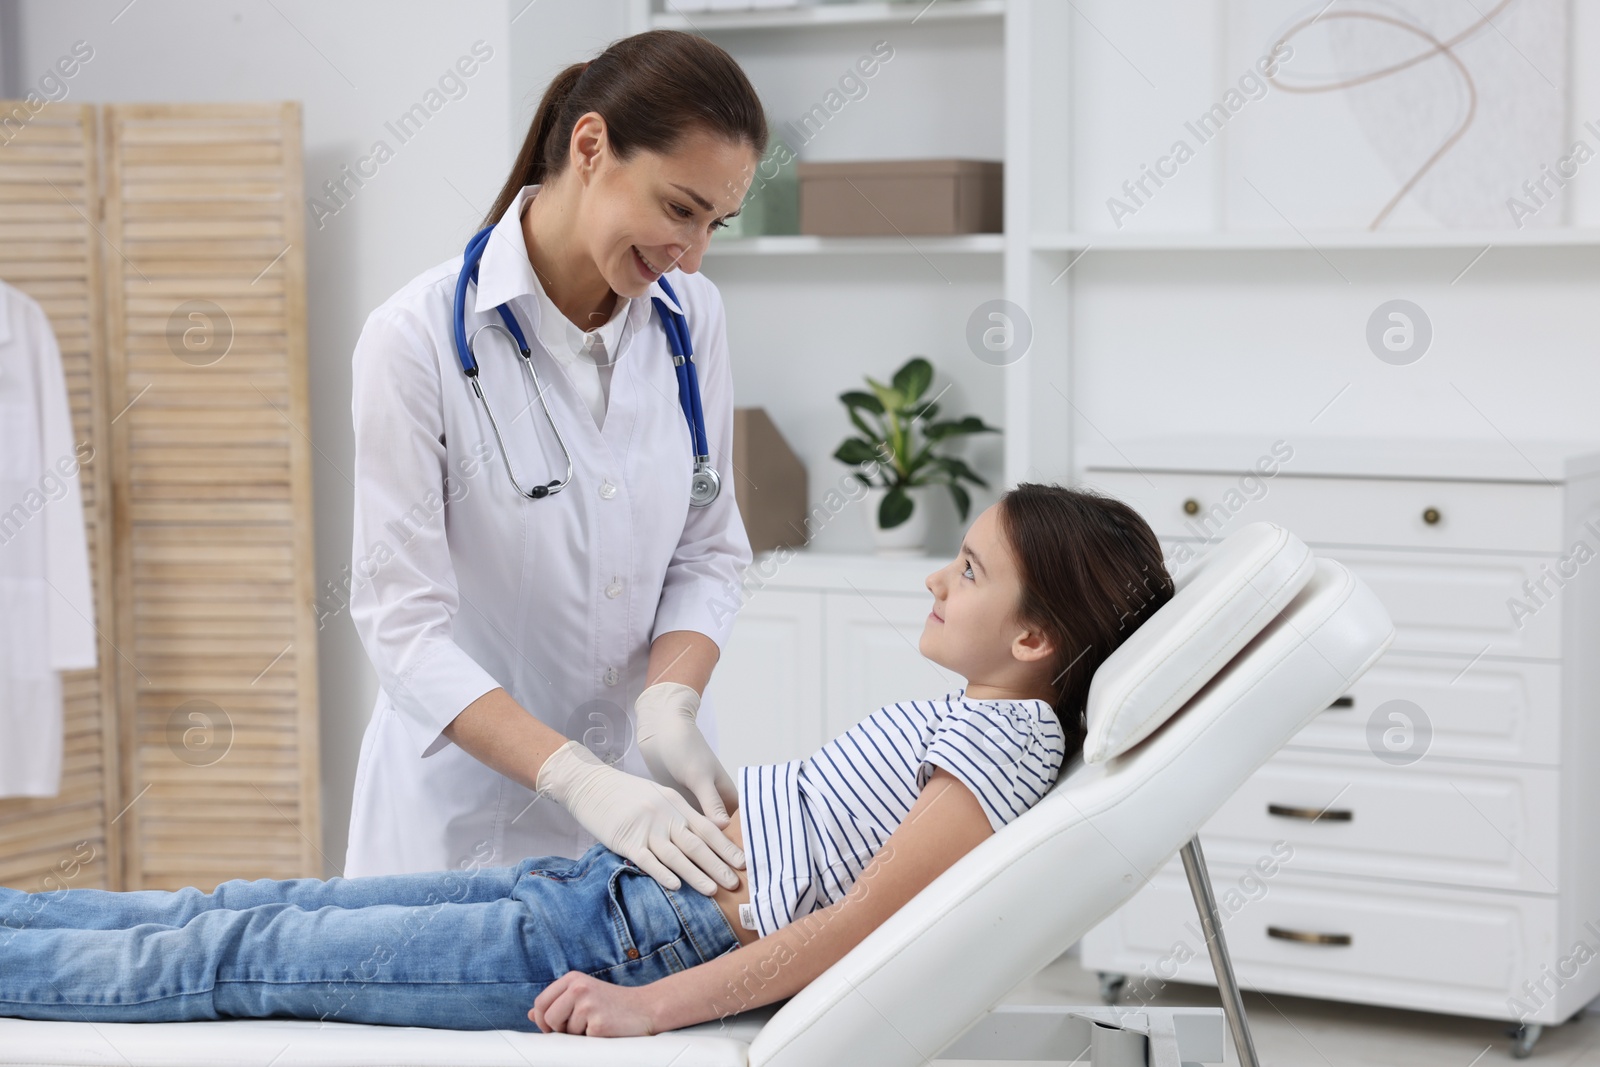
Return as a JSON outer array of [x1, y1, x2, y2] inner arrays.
[[864, 484, 932, 556]]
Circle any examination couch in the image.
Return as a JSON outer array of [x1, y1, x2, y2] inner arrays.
[[0, 520, 1395, 1066]]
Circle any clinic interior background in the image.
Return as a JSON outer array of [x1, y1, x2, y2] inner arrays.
[[4, 0, 1597, 874]]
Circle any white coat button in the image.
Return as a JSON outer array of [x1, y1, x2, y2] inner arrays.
[[603, 666, 620, 686], [605, 581, 622, 599], [599, 480, 617, 499]]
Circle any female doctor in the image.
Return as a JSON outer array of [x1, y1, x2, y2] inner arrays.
[[344, 30, 765, 899]]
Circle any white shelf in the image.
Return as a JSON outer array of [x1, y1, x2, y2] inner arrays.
[[651, 0, 1004, 32], [705, 233, 1004, 254], [1076, 434, 1600, 483], [1031, 228, 1600, 252]]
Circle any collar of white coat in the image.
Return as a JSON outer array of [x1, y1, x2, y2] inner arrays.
[[471, 185, 686, 328]]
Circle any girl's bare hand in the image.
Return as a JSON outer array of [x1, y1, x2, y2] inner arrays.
[[530, 971, 659, 1037]]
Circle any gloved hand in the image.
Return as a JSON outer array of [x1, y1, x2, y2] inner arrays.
[[633, 681, 739, 827], [536, 739, 743, 895]]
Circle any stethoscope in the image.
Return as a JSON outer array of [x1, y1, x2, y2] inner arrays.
[[450, 223, 720, 507]]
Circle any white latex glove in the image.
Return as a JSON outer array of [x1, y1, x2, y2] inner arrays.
[[633, 681, 739, 827], [536, 739, 743, 895]]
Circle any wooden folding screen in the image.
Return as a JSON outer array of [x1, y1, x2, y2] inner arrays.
[[0, 104, 121, 892], [0, 101, 320, 892]]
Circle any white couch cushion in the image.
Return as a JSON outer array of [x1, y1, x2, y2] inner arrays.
[[0, 1003, 783, 1066], [1081, 521, 1315, 763]]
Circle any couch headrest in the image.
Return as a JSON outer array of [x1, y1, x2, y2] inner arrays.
[[1080, 522, 1315, 763]]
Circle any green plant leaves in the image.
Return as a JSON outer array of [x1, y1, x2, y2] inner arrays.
[[891, 357, 933, 403], [924, 414, 998, 442], [949, 482, 972, 521], [932, 454, 990, 488], [833, 437, 881, 465], [838, 389, 884, 415], [836, 355, 998, 530], [879, 484, 914, 528], [863, 375, 901, 417]]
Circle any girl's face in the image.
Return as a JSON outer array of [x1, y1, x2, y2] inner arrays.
[[569, 114, 757, 296], [921, 503, 1054, 692]]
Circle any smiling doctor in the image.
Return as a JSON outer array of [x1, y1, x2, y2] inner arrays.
[[344, 30, 764, 899]]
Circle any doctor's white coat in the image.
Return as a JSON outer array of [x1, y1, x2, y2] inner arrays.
[[0, 281, 97, 798], [344, 186, 753, 876]]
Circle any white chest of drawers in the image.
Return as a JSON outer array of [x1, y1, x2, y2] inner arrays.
[[1075, 435, 1600, 1031]]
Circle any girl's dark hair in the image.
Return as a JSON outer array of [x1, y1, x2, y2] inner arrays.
[[482, 30, 769, 229], [995, 483, 1175, 756]]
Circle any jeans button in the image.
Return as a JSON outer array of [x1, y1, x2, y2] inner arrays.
[[626, 947, 639, 960]]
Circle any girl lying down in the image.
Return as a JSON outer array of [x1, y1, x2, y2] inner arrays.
[[0, 483, 1171, 1037]]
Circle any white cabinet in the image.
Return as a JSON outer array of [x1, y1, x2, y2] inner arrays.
[[706, 588, 824, 770], [1076, 435, 1600, 1030], [705, 552, 963, 773], [822, 590, 961, 739]]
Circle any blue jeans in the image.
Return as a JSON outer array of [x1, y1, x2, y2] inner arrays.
[[0, 843, 741, 1032]]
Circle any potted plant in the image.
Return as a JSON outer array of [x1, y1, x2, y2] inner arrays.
[[833, 356, 999, 554]]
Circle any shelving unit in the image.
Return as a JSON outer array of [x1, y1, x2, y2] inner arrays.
[[703, 232, 1004, 254], [1031, 228, 1600, 251], [648, 0, 1003, 33], [636, 0, 1600, 498]]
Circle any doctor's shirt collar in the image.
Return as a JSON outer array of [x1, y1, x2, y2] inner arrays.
[[472, 184, 685, 324]]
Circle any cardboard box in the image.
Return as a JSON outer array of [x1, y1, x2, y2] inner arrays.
[[732, 407, 808, 554], [796, 158, 1003, 236]]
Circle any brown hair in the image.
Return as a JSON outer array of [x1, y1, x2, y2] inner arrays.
[[482, 30, 769, 230], [995, 483, 1174, 756]]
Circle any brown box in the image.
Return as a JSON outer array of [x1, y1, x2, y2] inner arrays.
[[732, 407, 809, 554], [796, 158, 1003, 236]]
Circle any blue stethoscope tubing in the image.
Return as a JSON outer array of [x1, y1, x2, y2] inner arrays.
[[451, 223, 719, 506]]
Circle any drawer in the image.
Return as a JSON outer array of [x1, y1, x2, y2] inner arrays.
[[1195, 749, 1559, 893], [1292, 653, 1561, 766], [1319, 548, 1562, 659], [1080, 469, 1563, 553], [1080, 862, 1564, 1023]]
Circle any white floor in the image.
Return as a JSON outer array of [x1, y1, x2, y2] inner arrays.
[[935, 947, 1600, 1066]]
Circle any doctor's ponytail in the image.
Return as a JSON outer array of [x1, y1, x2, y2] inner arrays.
[[483, 30, 768, 229]]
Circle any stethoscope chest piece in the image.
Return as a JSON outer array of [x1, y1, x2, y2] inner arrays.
[[690, 462, 720, 508]]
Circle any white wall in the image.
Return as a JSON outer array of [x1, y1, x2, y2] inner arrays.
[[508, 0, 631, 138], [1055, 0, 1600, 455]]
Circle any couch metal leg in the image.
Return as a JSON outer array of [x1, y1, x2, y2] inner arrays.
[[1181, 836, 1261, 1067]]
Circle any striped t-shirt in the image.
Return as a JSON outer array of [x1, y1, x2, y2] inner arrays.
[[735, 687, 1068, 939]]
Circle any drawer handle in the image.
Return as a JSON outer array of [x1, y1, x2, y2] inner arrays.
[[1326, 695, 1354, 710], [1422, 506, 1441, 525], [1183, 498, 1200, 515], [1268, 803, 1352, 822], [1268, 925, 1352, 947]]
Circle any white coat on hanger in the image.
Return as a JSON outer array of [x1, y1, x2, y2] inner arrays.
[[344, 185, 753, 877], [0, 281, 97, 799]]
